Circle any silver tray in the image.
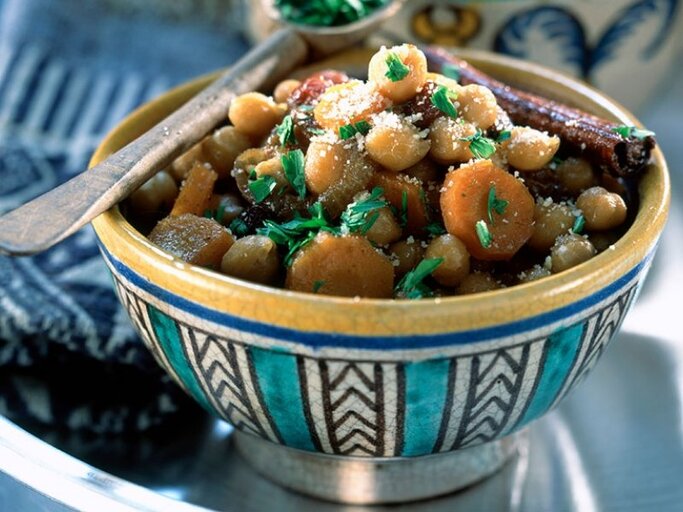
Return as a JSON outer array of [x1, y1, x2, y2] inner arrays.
[[2, 54, 682, 512]]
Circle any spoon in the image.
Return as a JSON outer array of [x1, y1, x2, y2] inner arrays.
[[0, 0, 404, 256]]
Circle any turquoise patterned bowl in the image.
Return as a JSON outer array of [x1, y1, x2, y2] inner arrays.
[[90, 50, 669, 503]]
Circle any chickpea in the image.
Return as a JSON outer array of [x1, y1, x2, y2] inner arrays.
[[273, 78, 301, 104], [129, 171, 178, 215], [425, 234, 470, 286], [518, 265, 551, 284], [404, 158, 439, 183], [365, 113, 431, 171], [457, 84, 498, 130], [425, 72, 461, 92], [528, 201, 575, 252], [211, 193, 244, 226], [368, 44, 428, 103], [555, 157, 597, 194], [170, 142, 207, 182], [228, 92, 285, 138], [457, 272, 502, 295], [221, 235, 280, 285], [428, 118, 477, 164], [550, 233, 596, 273], [314, 81, 388, 131], [364, 207, 402, 246], [304, 139, 346, 194], [589, 231, 620, 253], [389, 239, 425, 277], [576, 186, 627, 231], [234, 147, 270, 171], [254, 156, 289, 191], [202, 126, 253, 178], [502, 126, 560, 171]]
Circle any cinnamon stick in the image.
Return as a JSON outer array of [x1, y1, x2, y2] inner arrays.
[[424, 47, 655, 178]]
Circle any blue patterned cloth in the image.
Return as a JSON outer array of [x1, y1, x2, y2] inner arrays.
[[0, 0, 249, 432]]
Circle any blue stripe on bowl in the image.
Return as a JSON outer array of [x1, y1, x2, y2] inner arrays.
[[401, 358, 451, 456], [98, 243, 651, 350], [511, 322, 585, 431], [249, 347, 316, 451], [146, 304, 215, 414]]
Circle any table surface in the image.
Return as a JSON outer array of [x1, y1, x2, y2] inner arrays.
[[0, 55, 681, 512]]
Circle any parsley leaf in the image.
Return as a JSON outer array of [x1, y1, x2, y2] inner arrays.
[[340, 187, 388, 234], [442, 63, 461, 81], [385, 52, 410, 82], [487, 186, 509, 225], [399, 190, 409, 227], [203, 203, 227, 223], [496, 130, 511, 143], [572, 214, 585, 234], [276, 115, 296, 146], [313, 280, 326, 293], [257, 202, 339, 266], [475, 220, 492, 249], [424, 222, 446, 236], [339, 120, 371, 140], [281, 149, 307, 199], [228, 217, 249, 237], [248, 174, 277, 203], [611, 125, 655, 140], [460, 130, 496, 159], [395, 258, 444, 299], [430, 85, 458, 118]]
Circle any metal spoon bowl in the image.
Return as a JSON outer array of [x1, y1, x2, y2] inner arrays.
[[0, 0, 404, 256]]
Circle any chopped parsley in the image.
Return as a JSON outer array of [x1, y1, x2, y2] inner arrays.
[[257, 202, 339, 266], [475, 220, 492, 249], [340, 187, 387, 234], [385, 52, 410, 82], [276, 115, 296, 146], [399, 190, 409, 227], [572, 214, 585, 234], [281, 149, 307, 199], [442, 63, 461, 81], [203, 203, 226, 223], [611, 125, 655, 140], [312, 280, 326, 293], [395, 258, 444, 299], [487, 186, 509, 224], [424, 222, 446, 236], [496, 130, 511, 143], [430, 85, 458, 118], [228, 217, 249, 237], [248, 172, 277, 203], [308, 127, 327, 136], [339, 120, 371, 140], [460, 130, 496, 159], [275, 0, 390, 27]]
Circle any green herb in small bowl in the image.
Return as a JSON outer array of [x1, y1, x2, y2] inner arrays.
[[274, 0, 391, 27]]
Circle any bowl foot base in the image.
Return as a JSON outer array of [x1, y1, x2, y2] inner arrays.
[[233, 429, 524, 505]]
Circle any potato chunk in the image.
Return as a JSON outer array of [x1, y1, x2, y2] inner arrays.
[[149, 213, 234, 268], [286, 232, 394, 298]]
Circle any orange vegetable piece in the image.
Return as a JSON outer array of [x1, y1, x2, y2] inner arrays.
[[149, 213, 234, 268], [370, 171, 429, 234], [286, 232, 394, 298], [170, 162, 218, 217], [440, 160, 534, 260]]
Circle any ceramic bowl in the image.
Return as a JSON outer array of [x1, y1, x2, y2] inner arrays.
[[245, 0, 683, 112], [90, 49, 669, 504]]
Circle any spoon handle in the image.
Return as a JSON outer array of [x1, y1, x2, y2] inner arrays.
[[0, 28, 308, 256]]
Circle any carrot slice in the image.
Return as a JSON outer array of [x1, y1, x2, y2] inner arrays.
[[170, 162, 218, 217], [440, 160, 534, 260], [370, 171, 429, 234], [286, 232, 394, 298]]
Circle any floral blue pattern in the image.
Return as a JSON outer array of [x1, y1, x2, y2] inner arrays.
[[494, 0, 679, 79]]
